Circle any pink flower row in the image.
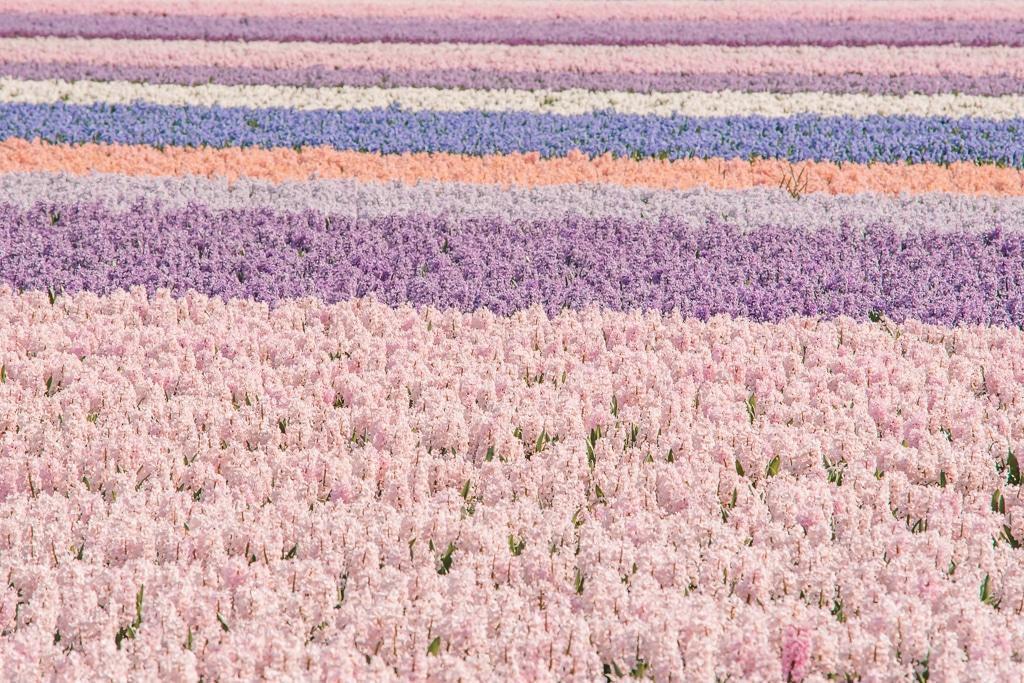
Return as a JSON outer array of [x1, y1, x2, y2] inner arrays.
[[8, 37, 1024, 77], [0, 287, 1021, 681], [2, 0, 1021, 22]]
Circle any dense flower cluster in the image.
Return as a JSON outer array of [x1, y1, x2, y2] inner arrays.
[[10, 140, 1024, 197], [7, 14, 1024, 47], [14, 78, 1024, 119], [0, 290, 1022, 681], [2, 1, 1024, 680], [4, 0, 1023, 22], [11, 102, 1024, 166], [2, 201, 1024, 325], [9, 64, 1024, 98], [9, 172, 1024, 227], [7, 39, 1024, 78]]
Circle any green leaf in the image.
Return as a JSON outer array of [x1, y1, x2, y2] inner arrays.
[[460, 480, 471, 500], [746, 394, 756, 424], [574, 567, 585, 594], [939, 470, 947, 488], [1000, 525, 1022, 549], [823, 455, 846, 486], [115, 625, 135, 650], [485, 445, 495, 462], [437, 543, 455, 575], [134, 585, 144, 629], [427, 636, 441, 656], [830, 598, 846, 623], [587, 426, 602, 470], [980, 574, 998, 606], [284, 543, 298, 560], [217, 613, 230, 632], [1007, 449, 1021, 486], [992, 489, 1005, 515], [508, 534, 525, 556], [735, 460, 745, 476], [913, 654, 930, 683], [336, 575, 348, 606], [765, 455, 780, 478], [535, 429, 550, 453], [630, 658, 649, 678]]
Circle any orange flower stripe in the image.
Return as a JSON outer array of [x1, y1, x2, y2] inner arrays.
[[3, 138, 1024, 196]]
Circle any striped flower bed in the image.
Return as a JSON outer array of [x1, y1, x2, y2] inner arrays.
[[0, 2, 1022, 681]]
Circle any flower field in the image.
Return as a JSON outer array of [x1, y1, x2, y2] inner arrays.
[[0, 2, 1022, 681]]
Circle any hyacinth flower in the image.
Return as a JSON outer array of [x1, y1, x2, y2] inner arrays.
[[1, 0, 1023, 679], [0, 289, 1019, 679]]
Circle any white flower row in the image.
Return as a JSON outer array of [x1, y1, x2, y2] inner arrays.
[[6, 77, 1024, 119]]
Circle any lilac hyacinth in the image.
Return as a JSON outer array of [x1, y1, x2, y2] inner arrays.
[[2, 13, 1024, 46], [3, 201, 1024, 325], [4, 62, 1023, 97]]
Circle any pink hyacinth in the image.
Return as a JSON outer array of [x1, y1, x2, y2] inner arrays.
[[782, 625, 811, 682], [0, 288, 1018, 680]]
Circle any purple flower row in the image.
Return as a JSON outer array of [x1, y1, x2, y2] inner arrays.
[[4, 14, 1024, 46], [3, 62, 1021, 96], [5, 201, 1024, 325]]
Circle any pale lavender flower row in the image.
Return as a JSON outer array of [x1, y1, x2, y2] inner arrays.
[[4, 201, 1024, 325], [5, 14, 1024, 46], [8, 171, 1024, 232], [4, 62, 1023, 96], [0, 290, 1021, 681]]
